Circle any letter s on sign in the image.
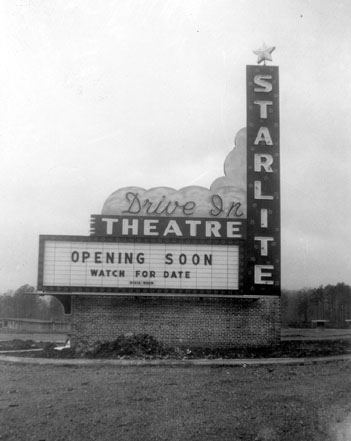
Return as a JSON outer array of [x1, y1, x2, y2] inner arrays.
[[165, 253, 173, 265], [254, 75, 272, 93]]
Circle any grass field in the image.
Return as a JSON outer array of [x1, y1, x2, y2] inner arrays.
[[281, 328, 351, 340], [1, 359, 350, 440], [1, 329, 351, 440]]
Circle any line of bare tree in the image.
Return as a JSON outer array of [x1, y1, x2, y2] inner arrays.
[[282, 283, 351, 328], [0, 285, 65, 321]]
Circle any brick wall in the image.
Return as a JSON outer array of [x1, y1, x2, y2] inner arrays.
[[70, 295, 280, 348]]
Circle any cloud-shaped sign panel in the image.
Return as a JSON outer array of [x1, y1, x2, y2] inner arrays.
[[102, 128, 247, 219]]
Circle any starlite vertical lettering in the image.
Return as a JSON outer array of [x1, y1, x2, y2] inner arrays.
[[247, 64, 280, 295]]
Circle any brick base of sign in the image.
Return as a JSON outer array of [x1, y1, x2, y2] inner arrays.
[[70, 295, 281, 349]]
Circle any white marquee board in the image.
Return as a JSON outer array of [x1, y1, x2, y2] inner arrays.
[[39, 238, 239, 292]]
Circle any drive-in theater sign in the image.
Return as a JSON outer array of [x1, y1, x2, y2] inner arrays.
[[37, 51, 281, 348]]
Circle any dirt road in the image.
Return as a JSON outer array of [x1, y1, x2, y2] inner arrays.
[[2, 328, 351, 345], [0, 360, 350, 441], [0, 332, 67, 343]]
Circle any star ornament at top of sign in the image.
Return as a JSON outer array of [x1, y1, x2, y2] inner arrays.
[[253, 42, 276, 65]]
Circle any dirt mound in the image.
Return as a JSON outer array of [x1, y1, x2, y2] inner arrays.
[[24, 334, 172, 359], [87, 334, 171, 358]]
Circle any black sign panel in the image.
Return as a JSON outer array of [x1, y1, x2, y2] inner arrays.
[[246, 65, 280, 295]]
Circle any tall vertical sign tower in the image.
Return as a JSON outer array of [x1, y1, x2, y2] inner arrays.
[[246, 46, 280, 296]]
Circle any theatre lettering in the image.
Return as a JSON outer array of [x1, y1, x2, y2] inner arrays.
[[90, 215, 246, 239]]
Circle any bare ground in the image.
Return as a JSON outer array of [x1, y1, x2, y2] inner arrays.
[[0, 360, 351, 441], [2, 327, 351, 345], [0, 332, 67, 343]]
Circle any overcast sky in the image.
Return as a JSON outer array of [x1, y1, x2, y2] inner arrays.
[[0, 0, 350, 292]]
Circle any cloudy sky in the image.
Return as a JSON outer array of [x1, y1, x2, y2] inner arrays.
[[0, 0, 350, 292]]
